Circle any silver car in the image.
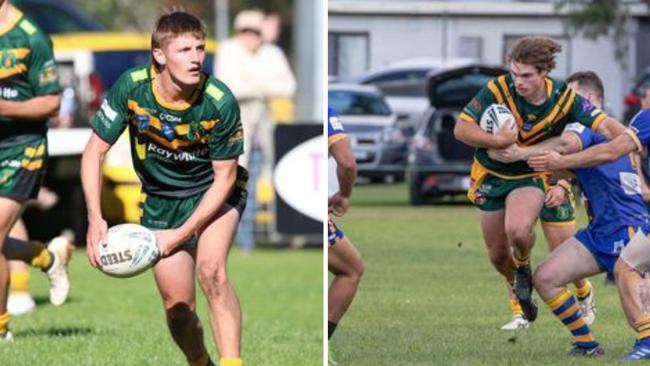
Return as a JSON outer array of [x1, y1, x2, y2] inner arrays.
[[329, 84, 408, 182]]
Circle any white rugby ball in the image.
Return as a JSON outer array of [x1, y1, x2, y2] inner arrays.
[[479, 104, 516, 134], [99, 224, 160, 278]]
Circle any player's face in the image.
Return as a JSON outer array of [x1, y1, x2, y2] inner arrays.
[[568, 81, 602, 109], [161, 34, 206, 86], [509, 61, 547, 100]]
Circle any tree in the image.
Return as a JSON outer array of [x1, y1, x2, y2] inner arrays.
[[557, 0, 649, 68]]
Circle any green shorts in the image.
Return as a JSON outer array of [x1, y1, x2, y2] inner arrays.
[[0, 136, 47, 201], [473, 174, 546, 211], [140, 187, 247, 248], [539, 190, 576, 225]]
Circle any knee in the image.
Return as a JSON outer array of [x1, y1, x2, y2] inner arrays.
[[505, 225, 533, 245], [197, 260, 229, 297], [352, 259, 365, 281], [533, 265, 554, 291]]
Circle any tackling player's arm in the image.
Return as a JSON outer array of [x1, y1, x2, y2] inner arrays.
[[80, 133, 112, 268], [329, 135, 357, 217], [528, 132, 637, 171]]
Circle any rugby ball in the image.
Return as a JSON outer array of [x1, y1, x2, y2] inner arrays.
[[479, 104, 516, 134], [99, 224, 160, 278]]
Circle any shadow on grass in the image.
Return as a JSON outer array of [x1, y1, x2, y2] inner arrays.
[[33, 295, 78, 306], [14, 326, 92, 338]]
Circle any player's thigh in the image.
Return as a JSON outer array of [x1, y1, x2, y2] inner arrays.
[[542, 222, 576, 251], [504, 186, 545, 232], [195, 204, 240, 267], [153, 247, 197, 308], [535, 237, 601, 286], [620, 230, 650, 272], [328, 236, 363, 276], [479, 209, 507, 253]]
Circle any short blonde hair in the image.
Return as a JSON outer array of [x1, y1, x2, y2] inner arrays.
[[151, 11, 206, 70]]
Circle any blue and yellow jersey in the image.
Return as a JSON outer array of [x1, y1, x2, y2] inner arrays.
[[328, 107, 346, 148], [91, 64, 245, 198], [461, 73, 607, 177], [564, 123, 650, 237]]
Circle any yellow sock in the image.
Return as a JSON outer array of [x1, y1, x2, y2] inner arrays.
[[220, 358, 243, 366], [189, 353, 209, 366], [510, 298, 523, 316], [10, 270, 30, 293], [546, 288, 598, 348], [575, 280, 591, 300], [636, 314, 650, 341], [29, 241, 52, 269], [0, 312, 9, 336], [512, 253, 530, 268]]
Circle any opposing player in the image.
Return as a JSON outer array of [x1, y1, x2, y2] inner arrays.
[[81, 11, 247, 366], [454, 36, 625, 325], [328, 107, 364, 365], [528, 101, 650, 360], [518, 121, 650, 357], [0, 0, 73, 341]]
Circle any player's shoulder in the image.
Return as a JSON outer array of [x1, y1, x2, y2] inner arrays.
[[204, 74, 237, 107], [112, 65, 151, 95], [631, 109, 650, 127], [549, 77, 570, 97], [15, 13, 51, 47]]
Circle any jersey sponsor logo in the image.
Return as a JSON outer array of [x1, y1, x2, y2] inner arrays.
[[146, 143, 209, 162], [136, 114, 150, 132], [38, 60, 57, 86], [613, 239, 625, 254], [101, 100, 118, 122], [470, 97, 481, 112], [564, 122, 585, 134], [620, 172, 642, 195], [158, 112, 181, 123], [329, 115, 343, 131], [581, 99, 595, 113], [0, 87, 17, 99], [522, 122, 533, 132], [161, 122, 176, 141]]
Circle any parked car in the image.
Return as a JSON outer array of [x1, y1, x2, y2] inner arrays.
[[357, 57, 475, 127], [329, 83, 409, 182], [623, 66, 650, 123], [406, 64, 508, 205]]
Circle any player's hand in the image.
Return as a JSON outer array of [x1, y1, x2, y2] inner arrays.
[[493, 119, 518, 148], [528, 151, 564, 171], [488, 144, 523, 163], [545, 185, 567, 208], [329, 192, 351, 217], [155, 229, 188, 257], [86, 216, 107, 268]]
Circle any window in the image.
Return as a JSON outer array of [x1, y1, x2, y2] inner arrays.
[[328, 90, 391, 116], [329, 32, 369, 80], [362, 69, 431, 97]]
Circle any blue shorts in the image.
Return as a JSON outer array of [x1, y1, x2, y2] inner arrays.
[[576, 224, 650, 276], [328, 218, 344, 246]]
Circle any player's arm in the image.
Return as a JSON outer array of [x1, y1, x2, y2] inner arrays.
[[630, 152, 650, 202], [0, 94, 60, 120], [488, 134, 575, 163], [156, 159, 238, 257], [80, 133, 112, 268], [329, 135, 357, 216], [594, 116, 626, 140], [528, 129, 637, 171]]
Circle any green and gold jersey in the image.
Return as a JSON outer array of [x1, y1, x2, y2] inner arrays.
[[0, 9, 59, 142], [460, 73, 607, 177], [92, 65, 244, 197]]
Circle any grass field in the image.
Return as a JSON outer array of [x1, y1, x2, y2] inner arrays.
[[330, 183, 643, 366], [0, 248, 322, 366]]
